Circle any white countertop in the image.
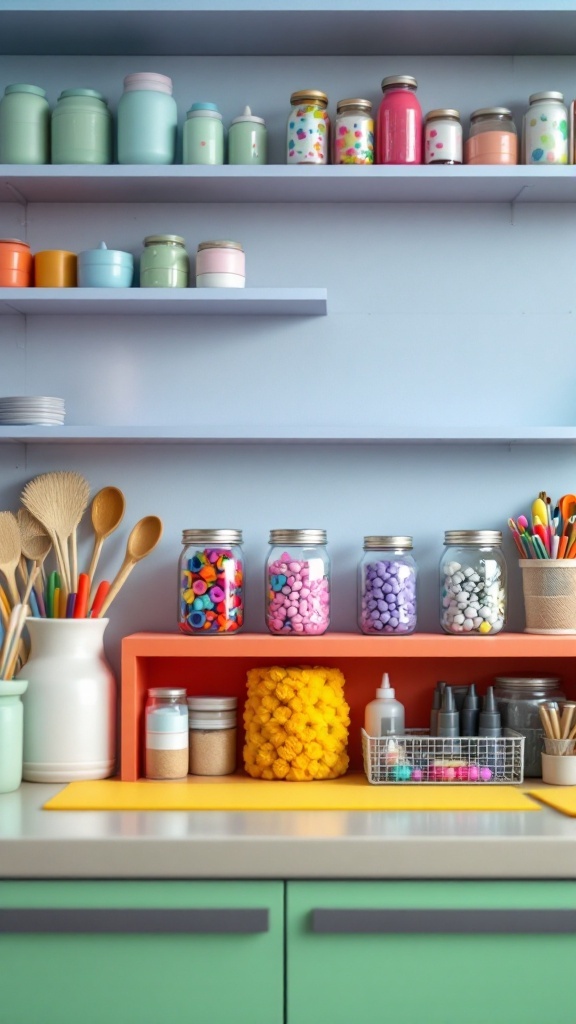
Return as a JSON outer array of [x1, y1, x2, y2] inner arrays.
[[1, 783, 576, 880]]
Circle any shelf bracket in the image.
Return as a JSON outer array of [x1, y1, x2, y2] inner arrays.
[[510, 185, 531, 225]]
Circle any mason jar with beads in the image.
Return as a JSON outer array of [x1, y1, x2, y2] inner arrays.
[[440, 530, 507, 636], [178, 529, 244, 635], [287, 90, 330, 164], [424, 109, 462, 164], [266, 529, 330, 635], [334, 98, 374, 164], [359, 536, 417, 635]]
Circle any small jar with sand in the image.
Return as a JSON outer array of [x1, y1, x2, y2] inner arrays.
[[188, 696, 237, 776], [145, 688, 189, 780]]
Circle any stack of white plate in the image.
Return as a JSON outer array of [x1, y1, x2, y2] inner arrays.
[[0, 396, 65, 426]]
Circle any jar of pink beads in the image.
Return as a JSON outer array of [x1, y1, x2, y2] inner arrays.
[[266, 529, 330, 635], [376, 74, 422, 164]]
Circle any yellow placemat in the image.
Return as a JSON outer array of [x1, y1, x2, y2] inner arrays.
[[44, 775, 539, 812], [528, 787, 576, 817]]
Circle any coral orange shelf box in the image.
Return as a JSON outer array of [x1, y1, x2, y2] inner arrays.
[[120, 632, 576, 781]]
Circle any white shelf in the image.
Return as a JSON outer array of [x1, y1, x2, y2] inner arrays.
[[0, 287, 327, 316], [2, 166, 576, 206]]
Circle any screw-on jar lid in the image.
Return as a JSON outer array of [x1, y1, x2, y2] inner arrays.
[[148, 687, 187, 697], [186, 102, 223, 119], [197, 240, 244, 251], [444, 530, 503, 546], [529, 91, 564, 104], [494, 676, 561, 689], [381, 75, 417, 91], [123, 72, 173, 95], [470, 107, 513, 119], [290, 89, 328, 107], [188, 696, 237, 730], [336, 98, 372, 114], [187, 696, 237, 710], [364, 536, 413, 550], [5, 83, 46, 97], [231, 105, 265, 125], [58, 88, 106, 101], [0, 238, 30, 247], [269, 529, 327, 545], [144, 234, 186, 246], [182, 529, 243, 545], [425, 108, 460, 121]]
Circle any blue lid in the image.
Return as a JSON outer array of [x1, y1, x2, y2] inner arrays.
[[5, 84, 46, 97], [188, 102, 220, 112]]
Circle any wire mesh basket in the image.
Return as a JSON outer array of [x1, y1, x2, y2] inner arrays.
[[361, 728, 525, 785]]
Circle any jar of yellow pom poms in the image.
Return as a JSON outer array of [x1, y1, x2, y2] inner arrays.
[[243, 665, 350, 781]]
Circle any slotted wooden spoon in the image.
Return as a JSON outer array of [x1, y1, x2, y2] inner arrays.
[[0, 511, 22, 607], [21, 471, 90, 594], [97, 515, 163, 617], [86, 485, 126, 586]]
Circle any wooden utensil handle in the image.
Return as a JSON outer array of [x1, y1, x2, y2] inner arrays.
[[86, 536, 104, 587], [97, 559, 135, 618]]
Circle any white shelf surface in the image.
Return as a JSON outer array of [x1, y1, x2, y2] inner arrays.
[[0, 287, 327, 316], [2, 166, 576, 205]]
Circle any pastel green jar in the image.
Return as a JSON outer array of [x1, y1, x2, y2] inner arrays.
[[0, 679, 28, 794], [183, 103, 225, 165], [117, 72, 177, 165], [140, 234, 189, 287], [228, 105, 267, 165], [0, 84, 50, 164], [51, 88, 112, 164]]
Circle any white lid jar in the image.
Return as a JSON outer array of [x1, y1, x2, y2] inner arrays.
[[523, 91, 568, 165], [117, 72, 177, 165], [188, 696, 237, 776]]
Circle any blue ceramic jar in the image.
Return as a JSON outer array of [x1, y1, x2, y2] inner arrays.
[[77, 242, 134, 287], [117, 72, 177, 165]]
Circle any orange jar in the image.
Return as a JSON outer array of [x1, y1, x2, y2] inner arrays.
[[34, 249, 77, 287], [0, 238, 33, 286], [465, 107, 518, 165]]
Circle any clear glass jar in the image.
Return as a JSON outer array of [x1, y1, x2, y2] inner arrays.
[[178, 529, 244, 635], [440, 530, 507, 636], [523, 91, 568, 165], [266, 529, 330, 635], [140, 234, 189, 288], [188, 695, 237, 776], [424, 108, 462, 165], [465, 107, 518, 165], [493, 677, 566, 777], [376, 75, 422, 165], [358, 536, 417, 635], [145, 687, 188, 780], [287, 89, 330, 165], [335, 98, 374, 164]]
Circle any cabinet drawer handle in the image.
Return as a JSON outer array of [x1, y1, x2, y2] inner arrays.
[[0, 908, 269, 934], [311, 908, 576, 935]]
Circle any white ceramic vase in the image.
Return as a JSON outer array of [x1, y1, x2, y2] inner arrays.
[[17, 618, 117, 782]]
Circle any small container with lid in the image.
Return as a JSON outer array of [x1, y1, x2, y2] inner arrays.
[[117, 72, 177, 165], [376, 75, 422, 165], [335, 98, 374, 164], [183, 102, 225, 165], [195, 240, 245, 288], [287, 90, 330, 164], [523, 91, 569, 165], [145, 687, 189, 780], [424, 109, 462, 165], [178, 529, 244, 635], [34, 250, 77, 287], [266, 529, 330, 635], [465, 108, 518, 165], [359, 536, 417, 635], [228, 105, 267, 165], [51, 89, 112, 164], [140, 235, 189, 288], [0, 239, 33, 287], [77, 241, 134, 288], [493, 676, 566, 777], [440, 530, 507, 636], [0, 84, 50, 164], [188, 696, 237, 776]]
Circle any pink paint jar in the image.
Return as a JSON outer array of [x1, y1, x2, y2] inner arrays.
[[465, 107, 518, 165], [195, 241, 245, 288], [377, 75, 422, 164]]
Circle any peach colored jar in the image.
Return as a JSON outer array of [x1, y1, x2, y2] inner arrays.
[[195, 240, 245, 288], [465, 107, 518, 165], [0, 238, 33, 286]]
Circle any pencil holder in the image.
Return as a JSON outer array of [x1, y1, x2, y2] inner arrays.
[[519, 559, 576, 634]]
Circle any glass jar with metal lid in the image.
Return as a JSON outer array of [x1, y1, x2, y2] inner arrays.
[[188, 695, 237, 776], [359, 536, 417, 635], [493, 676, 566, 777], [377, 75, 422, 164], [51, 89, 112, 164], [195, 240, 245, 288], [424, 109, 462, 165], [440, 530, 507, 635], [523, 91, 568, 165], [465, 108, 518, 165], [140, 234, 189, 288], [287, 89, 330, 164], [178, 529, 244, 635], [145, 687, 189, 780], [335, 98, 374, 164], [266, 529, 330, 635]]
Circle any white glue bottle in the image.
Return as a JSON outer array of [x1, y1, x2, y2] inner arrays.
[[364, 673, 405, 737]]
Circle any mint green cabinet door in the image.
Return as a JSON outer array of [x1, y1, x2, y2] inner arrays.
[[0, 881, 283, 1024], [287, 881, 576, 1024]]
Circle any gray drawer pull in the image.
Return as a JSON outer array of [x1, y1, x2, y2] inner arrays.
[[311, 908, 576, 935], [0, 908, 269, 934]]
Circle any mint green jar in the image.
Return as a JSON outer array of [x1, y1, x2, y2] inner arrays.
[[118, 72, 177, 165], [183, 103, 225, 165], [0, 84, 50, 164], [0, 680, 28, 793], [228, 105, 267, 165], [51, 89, 112, 164], [140, 235, 189, 287]]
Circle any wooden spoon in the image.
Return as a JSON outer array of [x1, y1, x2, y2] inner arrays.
[[86, 486, 126, 586], [21, 471, 90, 594], [97, 515, 163, 618], [0, 511, 22, 606], [18, 508, 52, 580]]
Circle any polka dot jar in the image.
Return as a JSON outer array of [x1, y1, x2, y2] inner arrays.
[[266, 529, 330, 635], [522, 91, 568, 165], [359, 536, 418, 635], [335, 98, 374, 164], [440, 530, 507, 636], [178, 529, 244, 635], [287, 89, 330, 165]]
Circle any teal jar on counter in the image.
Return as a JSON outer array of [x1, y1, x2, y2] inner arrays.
[[117, 72, 177, 165], [228, 105, 267, 165], [183, 103, 225, 165], [51, 89, 112, 164], [0, 84, 50, 164], [140, 234, 189, 287]]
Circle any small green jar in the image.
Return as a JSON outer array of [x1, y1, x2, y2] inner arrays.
[[51, 88, 112, 164], [228, 105, 267, 165], [183, 103, 225, 165], [140, 235, 189, 288], [0, 84, 50, 164]]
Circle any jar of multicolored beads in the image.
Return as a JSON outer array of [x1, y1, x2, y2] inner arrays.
[[287, 89, 330, 164], [358, 536, 418, 634], [440, 530, 507, 636], [335, 98, 374, 164], [266, 529, 330, 635], [178, 529, 244, 635]]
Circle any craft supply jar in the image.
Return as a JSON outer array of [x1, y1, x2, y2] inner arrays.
[[424, 109, 462, 164], [140, 234, 189, 288], [465, 108, 518, 165], [494, 676, 565, 777], [334, 98, 374, 164], [117, 72, 177, 165], [188, 696, 237, 776], [145, 687, 188, 780], [0, 238, 33, 287], [228, 105, 267, 165], [178, 529, 244, 635], [376, 75, 422, 165], [440, 530, 507, 636], [359, 536, 418, 635], [0, 680, 28, 794], [195, 240, 245, 288], [0, 84, 50, 164], [266, 529, 330, 635], [287, 89, 330, 164], [51, 88, 112, 164], [183, 102, 224, 165], [523, 91, 569, 165]]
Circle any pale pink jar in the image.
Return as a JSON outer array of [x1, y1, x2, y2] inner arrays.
[[195, 240, 245, 288]]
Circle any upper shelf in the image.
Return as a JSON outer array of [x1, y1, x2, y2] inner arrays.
[[0, 287, 327, 316], [2, 166, 576, 205], [1, 2, 576, 56]]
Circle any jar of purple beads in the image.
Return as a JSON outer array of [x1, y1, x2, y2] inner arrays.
[[358, 536, 418, 635], [266, 529, 330, 635]]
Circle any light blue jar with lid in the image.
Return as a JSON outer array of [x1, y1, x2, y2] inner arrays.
[[0, 84, 50, 164], [117, 72, 177, 165], [183, 102, 225, 165], [51, 89, 112, 164]]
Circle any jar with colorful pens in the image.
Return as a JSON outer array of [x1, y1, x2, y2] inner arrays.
[[509, 491, 576, 634], [508, 491, 576, 560]]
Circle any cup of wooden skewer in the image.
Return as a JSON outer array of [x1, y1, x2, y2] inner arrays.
[[540, 702, 576, 784]]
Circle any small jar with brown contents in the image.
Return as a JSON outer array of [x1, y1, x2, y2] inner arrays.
[[145, 688, 189, 780], [188, 696, 237, 776]]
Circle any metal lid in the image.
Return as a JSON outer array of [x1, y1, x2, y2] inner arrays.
[[470, 107, 513, 119], [381, 75, 417, 91], [290, 89, 328, 106], [197, 240, 244, 251], [364, 535, 413, 550], [529, 91, 564, 104], [494, 677, 560, 688], [143, 235, 186, 246], [444, 530, 503, 546], [187, 696, 237, 710], [425, 108, 460, 121], [148, 687, 187, 697], [182, 529, 242, 545], [269, 529, 327, 545], [5, 83, 46, 97], [58, 88, 106, 101], [336, 97, 372, 113]]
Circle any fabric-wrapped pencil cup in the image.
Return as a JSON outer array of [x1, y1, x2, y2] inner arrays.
[[519, 559, 576, 633]]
